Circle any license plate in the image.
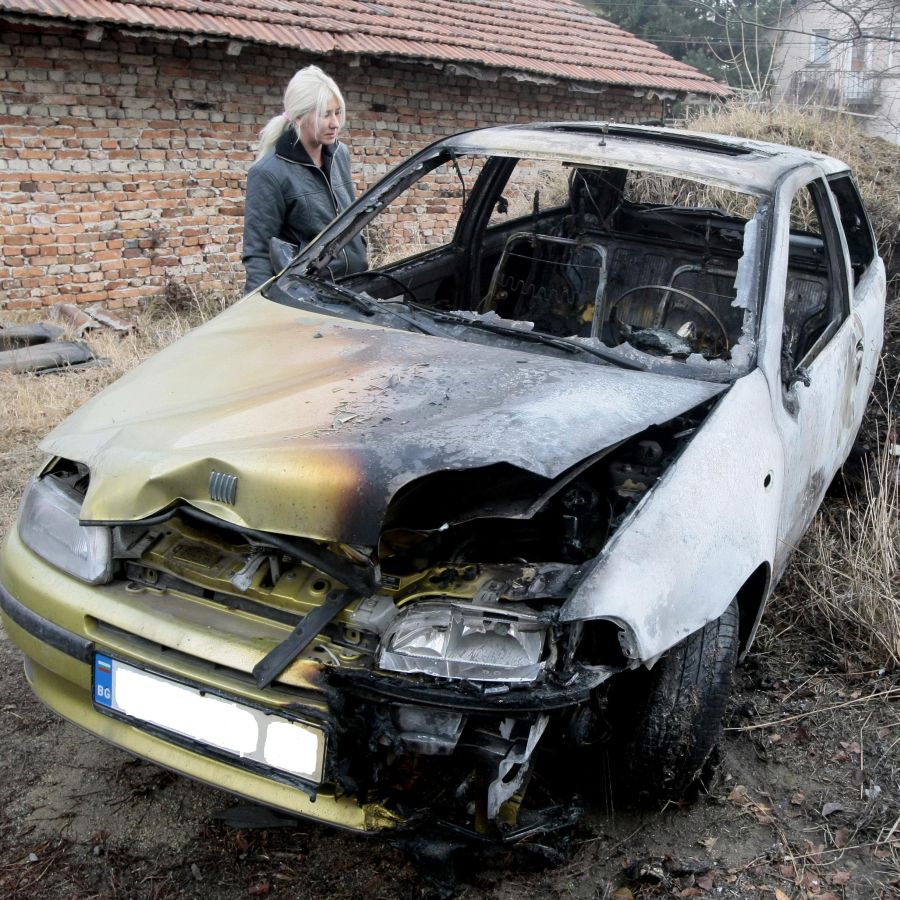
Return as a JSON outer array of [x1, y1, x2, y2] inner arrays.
[[93, 654, 325, 783]]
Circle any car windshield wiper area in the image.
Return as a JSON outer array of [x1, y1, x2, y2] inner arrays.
[[267, 275, 639, 368], [418, 307, 642, 370], [266, 274, 446, 337]]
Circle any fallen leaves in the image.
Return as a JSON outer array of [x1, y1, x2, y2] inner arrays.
[[726, 784, 776, 825], [621, 856, 723, 896], [833, 827, 851, 848]]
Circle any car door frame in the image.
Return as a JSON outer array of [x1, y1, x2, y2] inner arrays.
[[759, 165, 866, 576], [825, 171, 885, 425]]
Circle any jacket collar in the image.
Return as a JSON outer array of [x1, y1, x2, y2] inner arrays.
[[275, 129, 338, 172]]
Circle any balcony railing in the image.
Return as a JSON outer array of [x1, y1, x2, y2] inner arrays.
[[788, 68, 882, 111]]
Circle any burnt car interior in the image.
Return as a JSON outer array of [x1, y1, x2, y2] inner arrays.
[[481, 167, 742, 355], [310, 149, 761, 369]]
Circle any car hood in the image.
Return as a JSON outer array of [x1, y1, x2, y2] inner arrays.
[[43, 294, 727, 545]]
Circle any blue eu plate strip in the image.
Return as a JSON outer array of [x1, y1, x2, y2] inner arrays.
[[94, 653, 113, 708]]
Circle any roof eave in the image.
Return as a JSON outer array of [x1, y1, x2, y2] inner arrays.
[[0, 7, 731, 98]]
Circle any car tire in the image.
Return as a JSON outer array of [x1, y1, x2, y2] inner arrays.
[[614, 599, 739, 803]]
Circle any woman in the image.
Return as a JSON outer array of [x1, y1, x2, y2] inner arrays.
[[242, 66, 367, 293]]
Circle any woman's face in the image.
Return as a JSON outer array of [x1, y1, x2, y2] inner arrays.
[[298, 97, 343, 148]]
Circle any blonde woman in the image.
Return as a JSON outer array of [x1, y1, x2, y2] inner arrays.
[[242, 66, 367, 293]]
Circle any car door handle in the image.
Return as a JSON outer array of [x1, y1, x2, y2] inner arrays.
[[854, 339, 865, 378]]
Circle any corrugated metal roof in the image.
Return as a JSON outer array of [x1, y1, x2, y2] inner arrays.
[[0, 0, 731, 96]]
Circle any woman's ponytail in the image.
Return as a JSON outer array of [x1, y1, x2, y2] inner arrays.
[[256, 114, 291, 161]]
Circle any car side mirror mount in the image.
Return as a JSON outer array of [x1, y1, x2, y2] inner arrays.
[[269, 237, 300, 274], [784, 363, 811, 391], [781, 347, 811, 391]]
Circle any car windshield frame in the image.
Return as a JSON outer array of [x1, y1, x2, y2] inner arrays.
[[269, 134, 772, 383]]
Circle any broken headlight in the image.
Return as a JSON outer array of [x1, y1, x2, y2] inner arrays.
[[377, 603, 547, 683], [18, 476, 112, 584]]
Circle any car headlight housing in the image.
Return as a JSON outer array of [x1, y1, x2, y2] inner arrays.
[[377, 603, 547, 683], [18, 476, 112, 584]]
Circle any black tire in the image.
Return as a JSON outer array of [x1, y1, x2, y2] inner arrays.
[[613, 599, 739, 803]]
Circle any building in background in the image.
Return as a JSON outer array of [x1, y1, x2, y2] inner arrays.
[[772, 0, 899, 144], [0, 0, 727, 309]]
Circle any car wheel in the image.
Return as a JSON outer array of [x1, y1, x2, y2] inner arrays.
[[613, 599, 739, 803]]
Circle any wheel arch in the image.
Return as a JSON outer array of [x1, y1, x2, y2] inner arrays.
[[734, 561, 773, 657]]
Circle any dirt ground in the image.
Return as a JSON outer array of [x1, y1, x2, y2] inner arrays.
[[1, 585, 898, 899]]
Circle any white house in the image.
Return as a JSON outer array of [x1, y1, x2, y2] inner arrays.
[[772, 0, 900, 144]]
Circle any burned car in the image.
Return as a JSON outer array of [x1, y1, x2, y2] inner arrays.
[[0, 124, 885, 840]]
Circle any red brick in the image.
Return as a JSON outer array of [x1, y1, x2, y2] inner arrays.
[[0, 22, 656, 310]]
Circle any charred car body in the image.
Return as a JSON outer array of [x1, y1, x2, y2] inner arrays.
[[0, 124, 885, 839]]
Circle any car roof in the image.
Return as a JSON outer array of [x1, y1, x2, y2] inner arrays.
[[446, 122, 850, 197]]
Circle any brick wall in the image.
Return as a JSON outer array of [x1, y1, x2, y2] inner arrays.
[[0, 20, 665, 309]]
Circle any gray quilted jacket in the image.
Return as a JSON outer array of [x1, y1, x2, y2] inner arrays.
[[242, 131, 368, 293]]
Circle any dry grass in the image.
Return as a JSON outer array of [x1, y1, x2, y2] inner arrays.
[[498, 162, 570, 220], [687, 104, 900, 285], [790, 401, 900, 669], [625, 171, 760, 221]]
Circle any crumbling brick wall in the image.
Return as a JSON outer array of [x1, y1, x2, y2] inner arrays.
[[0, 21, 665, 309]]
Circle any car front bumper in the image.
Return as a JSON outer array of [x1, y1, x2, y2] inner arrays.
[[0, 528, 404, 833], [0, 528, 599, 837]]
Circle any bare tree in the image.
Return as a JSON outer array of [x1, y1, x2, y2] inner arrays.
[[710, 0, 789, 96]]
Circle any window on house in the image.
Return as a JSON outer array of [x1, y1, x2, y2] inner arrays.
[[810, 30, 831, 64], [850, 38, 869, 70]]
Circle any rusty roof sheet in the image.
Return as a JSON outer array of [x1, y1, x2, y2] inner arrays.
[[0, 0, 731, 96]]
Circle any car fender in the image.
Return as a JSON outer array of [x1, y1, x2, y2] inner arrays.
[[560, 368, 783, 662]]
